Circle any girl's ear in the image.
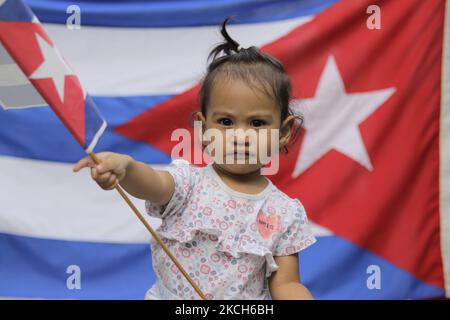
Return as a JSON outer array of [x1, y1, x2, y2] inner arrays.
[[193, 111, 208, 147], [279, 115, 295, 150], [192, 111, 206, 127], [197, 111, 206, 124], [197, 112, 207, 132]]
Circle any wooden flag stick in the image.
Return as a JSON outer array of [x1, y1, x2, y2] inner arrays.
[[88, 152, 207, 300]]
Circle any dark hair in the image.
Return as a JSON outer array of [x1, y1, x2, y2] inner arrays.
[[196, 17, 303, 154]]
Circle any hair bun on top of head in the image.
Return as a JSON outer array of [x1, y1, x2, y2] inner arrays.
[[206, 17, 286, 73], [208, 17, 244, 61]]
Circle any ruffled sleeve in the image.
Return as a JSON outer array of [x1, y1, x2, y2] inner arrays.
[[273, 200, 317, 256], [145, 158, 195, 219]]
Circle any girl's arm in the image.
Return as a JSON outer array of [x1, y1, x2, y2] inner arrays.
[[73, 152, 175, 206], [120, 158, 175, 205], [268, 254, 314, 300]]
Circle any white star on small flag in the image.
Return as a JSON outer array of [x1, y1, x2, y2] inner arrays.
[[29, 33, 75, 103], [291, 55, 396, 178]]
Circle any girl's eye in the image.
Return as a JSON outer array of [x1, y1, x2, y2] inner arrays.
[[251, 119, 266, 127], [218, 118, 233, 126]]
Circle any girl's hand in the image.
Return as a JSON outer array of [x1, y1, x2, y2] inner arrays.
[[73, 152, 133, 190]]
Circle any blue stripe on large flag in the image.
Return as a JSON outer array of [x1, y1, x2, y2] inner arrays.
[[0, 233, 443, 299], [0, 233, 154, 299], [301, 237, 445, 299], [24, 0, 337, 27], [0, 0, 34, 22]]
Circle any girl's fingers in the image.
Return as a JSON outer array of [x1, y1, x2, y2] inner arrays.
[[96, 157, 123, 175], [96, 159, 113, 175], [103, 176, 119, 190], [94, 171, 112, 184], [74, 152, 122, 191], [99, 171, 112, 183], [73, 153, 109, 172], [91, 167, 98, 180], [105, 174, 117, 186], [73, 157, 94, 172]]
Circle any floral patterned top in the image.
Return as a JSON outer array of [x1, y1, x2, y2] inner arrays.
[[145, 158, 316, 300]]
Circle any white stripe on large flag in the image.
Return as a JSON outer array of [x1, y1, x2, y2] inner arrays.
[[43, 16, 312, 96], [0, 155, 158, 243], [0, 155, 331, 243]]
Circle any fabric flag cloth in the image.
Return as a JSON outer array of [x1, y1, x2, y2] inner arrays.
[[0, 0, 106, 152], [0, 0, 449, 299]]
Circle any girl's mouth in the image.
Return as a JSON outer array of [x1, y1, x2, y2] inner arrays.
[[227, 150, 250, 156], [226, 151, 256, 159]]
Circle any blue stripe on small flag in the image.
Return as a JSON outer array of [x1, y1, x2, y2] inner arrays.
[[84, 94, 106, 152]]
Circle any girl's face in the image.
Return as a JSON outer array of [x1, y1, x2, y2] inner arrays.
[[198, 78, 294, 175]]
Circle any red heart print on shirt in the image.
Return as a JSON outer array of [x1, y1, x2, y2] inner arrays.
[[257, 211, 281, 239]]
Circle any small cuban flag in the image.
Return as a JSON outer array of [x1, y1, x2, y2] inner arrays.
[[0, 0, 106, 153]]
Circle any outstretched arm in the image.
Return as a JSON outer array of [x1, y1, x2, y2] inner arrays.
[[73, 152, 175, 206]]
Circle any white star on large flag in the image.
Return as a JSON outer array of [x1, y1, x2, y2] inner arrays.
[[291, 55, 396, 178], [29, 33, 75, 103]]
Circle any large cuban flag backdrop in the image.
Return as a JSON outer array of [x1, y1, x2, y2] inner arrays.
[[0, 0, 449, 299]]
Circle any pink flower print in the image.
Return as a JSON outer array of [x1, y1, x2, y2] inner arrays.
[[181, 248, 191, 258], [210, 252, 220, 263], [285, 239, 313, 254], [238, 264, 248, 273], [246, 205, 254, 213], [208, 234, 218, 242], [227, 200, 236, 209], [170, 264, 179, 275], [200, 264, 211, 274], [257, 211, 281, 239], [237, 234, 250, 249], [203, 207, 213, 216], [219, 220, 229, 231], [194, 219, 203, 228], [285, 246, 296, 255]]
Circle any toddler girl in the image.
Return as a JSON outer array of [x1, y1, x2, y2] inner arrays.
[[73, 18, 316, 300]]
